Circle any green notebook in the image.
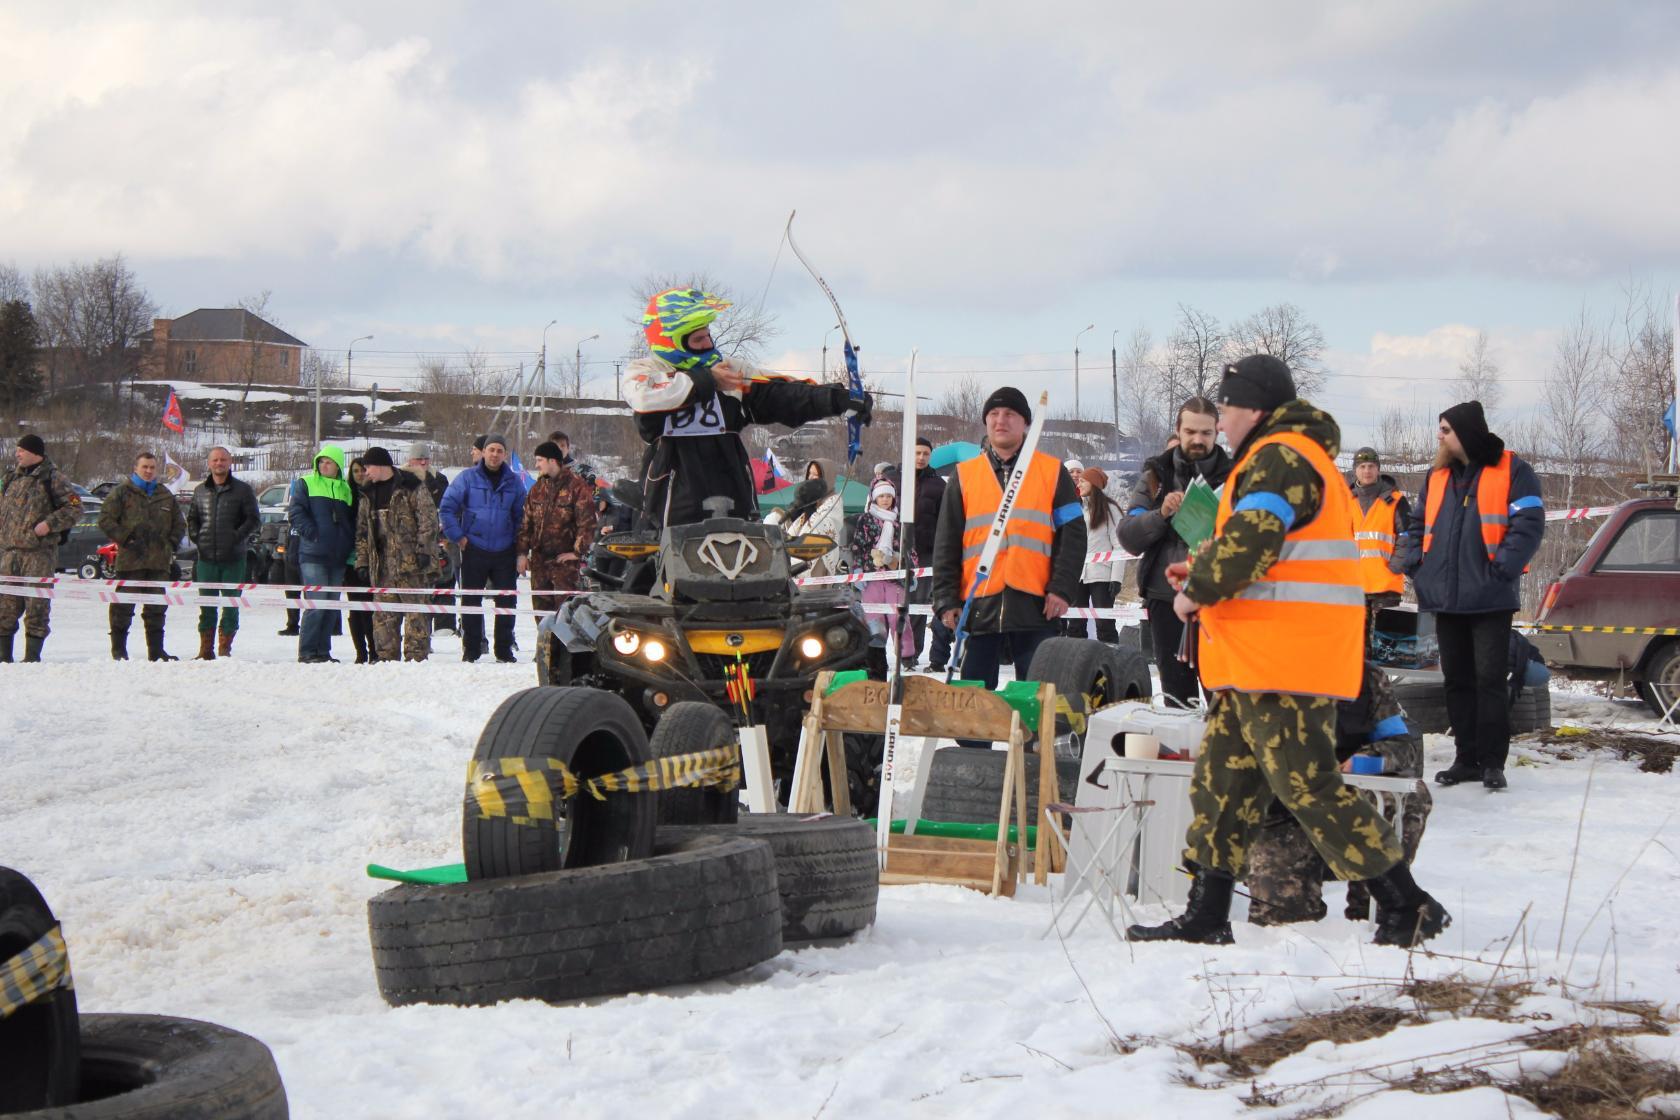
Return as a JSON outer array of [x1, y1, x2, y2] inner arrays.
[[1172, 476, 1220, 550]]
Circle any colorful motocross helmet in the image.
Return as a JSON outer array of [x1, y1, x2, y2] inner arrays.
[[642, 288, 732, 371]]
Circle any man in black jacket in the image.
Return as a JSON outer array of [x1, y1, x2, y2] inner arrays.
[[932, 387, 1085, 692], [908, 437, 952, 670], [187, 446, 261, 659], [1117, 397, 1232, 707]]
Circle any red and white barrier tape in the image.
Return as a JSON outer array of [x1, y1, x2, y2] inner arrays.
[[0, 580, 543, 617]]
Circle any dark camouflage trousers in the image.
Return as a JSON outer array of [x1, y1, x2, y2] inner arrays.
[[530, 558, 581, 618], [1247, 781, 1433, 925], [372, 567, 431, 662], [1182, 691, 1404, 883], [0, 547, 54, 637], [109, 567, 170, 632]]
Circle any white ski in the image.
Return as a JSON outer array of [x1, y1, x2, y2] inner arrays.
[[947, 390, 1052, 680], [876, 348, 919, 867]]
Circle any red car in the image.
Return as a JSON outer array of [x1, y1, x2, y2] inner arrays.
[[1532, 489, 1680, 716]]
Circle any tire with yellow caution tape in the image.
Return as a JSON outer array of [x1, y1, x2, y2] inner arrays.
[[649, 703, 741, 826], [368, 832, 783, 1006], [11, 1014, 287, 1120], [463, 687, 657, 880], [1025, 638, 1152, 754], [1, 867, 79, 1113], [659, 814, 877, 942]]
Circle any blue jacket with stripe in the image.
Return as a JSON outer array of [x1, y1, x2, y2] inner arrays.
[[1398, 452, 1543, 614]]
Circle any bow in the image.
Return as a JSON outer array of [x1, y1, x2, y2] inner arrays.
[[784, 210, 864, 466]]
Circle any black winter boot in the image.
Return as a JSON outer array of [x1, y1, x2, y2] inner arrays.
[[1433, 762, 1481, 786], [1482, 767, 1507, 790], [145, 624, 178, 662], [0, 632, 12, 662], [23, 635, 44, 663], [1362, 861, 1451, 947], [1127, 865, 1236, 945], [111, 628, 130, 661]]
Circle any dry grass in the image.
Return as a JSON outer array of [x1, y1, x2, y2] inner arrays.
[[1175, 975, 1680, 1118], [1544, 726, 1680, 774]]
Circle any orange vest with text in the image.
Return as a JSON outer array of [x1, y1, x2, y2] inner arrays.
[[957, 450, 1059, 599], [1353, 490, 1405, 596], [1197, 431, 1365, 699], [1422, 451, 1517, 563]]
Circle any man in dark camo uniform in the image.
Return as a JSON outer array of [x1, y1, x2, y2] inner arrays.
[[1245, 662, 1434, 925], [0, 434, 83, 663], [1126, 355, 1450, 949]]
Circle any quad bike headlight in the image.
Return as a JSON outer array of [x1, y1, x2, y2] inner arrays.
[[824, 626, 851, 650], [642, 639, 668, 663], [798, 635, 824, 659], [612, 630, 641, 656]]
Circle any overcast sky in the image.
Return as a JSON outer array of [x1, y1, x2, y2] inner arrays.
[[3, 0, 1677, 446]]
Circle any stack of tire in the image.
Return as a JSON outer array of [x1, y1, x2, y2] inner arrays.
[[367, 689, 878, 1008], [918, 639, 1154, 826], [0, 867, 287, 1119], [1391, 678, 1552, 737]]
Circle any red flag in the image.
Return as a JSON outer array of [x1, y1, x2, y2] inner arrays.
[[161, 390, 185, 433]]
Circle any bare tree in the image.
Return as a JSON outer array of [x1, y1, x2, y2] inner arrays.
[[1229, 302, 1327, 397], [301, 350, 345, 390], [1449, 330, 1503, 417], [628, 273, 780, 369], [31, 255, 156, 408], [1164, 304, 1228, 403], [935, 374, 986, 420], [1604, 280, 1674, 473], [0, 262, 27, 304], [1119, 326, 1169, 452], [1373, 404, 1438, 469], [1544, 309, 1607, 513]]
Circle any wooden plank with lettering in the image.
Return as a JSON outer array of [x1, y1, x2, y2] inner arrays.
[[819, 675, 1019, 741]]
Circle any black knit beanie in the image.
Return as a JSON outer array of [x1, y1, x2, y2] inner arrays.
[[1439, 401, 1504, 466], [981, 386, 1032, 425], [362, 446, 394, 468], [1216, 354, 1296, 413], [17, 433, 45, 457], [472, 435, 487, 451], [534, 441, 562, 462]]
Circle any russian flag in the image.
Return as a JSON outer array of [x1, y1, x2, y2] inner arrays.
[[161, 389, 185, 433]]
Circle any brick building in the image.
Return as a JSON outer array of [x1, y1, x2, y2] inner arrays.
[[137, 309, 308, 386]]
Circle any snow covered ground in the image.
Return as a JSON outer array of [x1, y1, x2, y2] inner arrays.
[[4, 601, 1680, 1118]]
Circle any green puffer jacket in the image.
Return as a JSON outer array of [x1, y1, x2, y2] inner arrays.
[[97, 478, 187, 572]]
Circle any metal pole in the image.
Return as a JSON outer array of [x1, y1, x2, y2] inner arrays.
[[575, 333, 599, 399], [539, 318, 557, 429], [313, 353, 322, 448], [1111, 329, 1120, 458], [1074, 323, 1093, 417], [516, 361, 526, 452], [614, 360, 623, 401]]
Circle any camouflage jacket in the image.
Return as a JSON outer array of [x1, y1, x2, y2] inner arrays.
[[0, 458, 82, 552], [1337, 661, 1421, 776], [1184, 400, 1335, 606], [516, 469, 597, 562], [355, 472, 440, 580], [97, 478, 187, 572]]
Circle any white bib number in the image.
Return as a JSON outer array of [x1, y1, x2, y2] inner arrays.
[[662, 396, 727, 438]]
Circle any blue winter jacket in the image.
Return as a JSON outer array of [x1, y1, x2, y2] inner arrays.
[[1397, 452, 1543, 614], [288, 446, 357, 566], [439, 463, 526, 553]]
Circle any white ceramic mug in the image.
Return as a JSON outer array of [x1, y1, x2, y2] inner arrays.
[[1123, 733, 1161, 760]]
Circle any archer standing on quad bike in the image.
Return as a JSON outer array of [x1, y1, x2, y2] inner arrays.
[[625, 288, 873, 529]]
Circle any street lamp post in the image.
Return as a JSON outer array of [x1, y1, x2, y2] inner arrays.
[[539, 318, 558, 422], [1074, 323, 1094, 416], [1111, 329, 1120, 457], [822, 322, 840, 378], [576, 333, 599, 399], [317, 333, 372, 447]]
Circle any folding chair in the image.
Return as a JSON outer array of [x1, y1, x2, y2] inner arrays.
[[1041, 795, 1155, 943]]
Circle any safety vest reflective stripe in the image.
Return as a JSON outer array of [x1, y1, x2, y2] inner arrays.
[[957, 450, 1061, 600], [1197, 429, 1364, 700], [1354, 531, 1394, 543]]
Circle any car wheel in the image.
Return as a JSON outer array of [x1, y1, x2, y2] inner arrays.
[[1642, 642, 1680, 719], [462, 687, 656, 880], [0, 868, 79, 1112], [77, 561, 99, 581], [648, 703, 741, 826]]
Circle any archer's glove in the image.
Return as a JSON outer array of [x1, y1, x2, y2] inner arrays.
[[831, 387, 873, 426]]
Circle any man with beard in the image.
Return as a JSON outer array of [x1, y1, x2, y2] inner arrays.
[[1119, 397, 1232, 707], [1397, 401, 1543, 791]]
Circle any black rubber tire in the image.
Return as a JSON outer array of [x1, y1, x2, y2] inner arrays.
[[1025, 637, 1132, 741], [648, 703, 741, 826], [369, 832, 782, 1006], [917, 746, 1079, 826], [534, 628, 573, 688], [1511, 684, 1552, 735], [1391, 680, 1450, 735], [660, 814, 877, 942], [12, 1013, 287, 1120], [462, 687, 655, 880], [1640, 642, 1680, 717], [0, 868, 79, 1113]]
